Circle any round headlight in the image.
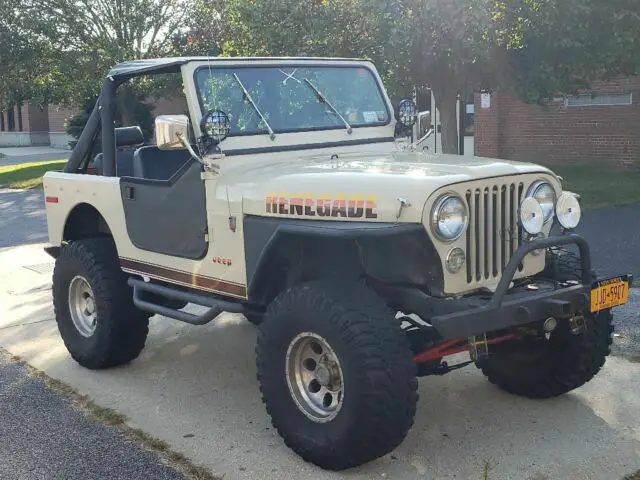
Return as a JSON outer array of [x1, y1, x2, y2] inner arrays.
[[556, 192, 581, 229], [528, 181, 556, 223], [520, 197, 544, 235], [431, 194, 468, 241], [446, 248, 466, 273]]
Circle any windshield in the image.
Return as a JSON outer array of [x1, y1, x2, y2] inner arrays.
[[194, 65, 390, 136]]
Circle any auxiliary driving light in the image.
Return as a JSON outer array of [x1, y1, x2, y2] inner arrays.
[[446, 248, 466, 274], [519, 197, 544, 235], [556, 192, 582, 229]]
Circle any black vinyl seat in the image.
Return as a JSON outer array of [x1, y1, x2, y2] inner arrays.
[[90, 149, 136, 176], [89, 126, 145, 177], [132, 146, 193, 180]]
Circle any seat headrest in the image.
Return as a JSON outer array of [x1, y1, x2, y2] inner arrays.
[[115, 126, 145, 148]]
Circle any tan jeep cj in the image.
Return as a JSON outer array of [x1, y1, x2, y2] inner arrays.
[[42, 56, 631, 470]]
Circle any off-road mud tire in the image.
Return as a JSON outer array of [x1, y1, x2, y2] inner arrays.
[[478, 310, 613, 398], [52, 237, 150, 370], [256, 280, 418, 470]]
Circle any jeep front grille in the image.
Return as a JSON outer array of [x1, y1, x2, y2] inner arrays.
[[465, 182, 525, 284]]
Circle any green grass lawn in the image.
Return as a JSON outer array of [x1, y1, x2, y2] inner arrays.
[[0, 160, 66, 189], [548, 164, 640, 210], [623, 470, 640, 480]]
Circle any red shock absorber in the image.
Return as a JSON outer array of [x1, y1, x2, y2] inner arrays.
[[413, 334, 517, 365]]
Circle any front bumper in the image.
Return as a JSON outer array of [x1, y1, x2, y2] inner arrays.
[[385, 234, 631, 340]]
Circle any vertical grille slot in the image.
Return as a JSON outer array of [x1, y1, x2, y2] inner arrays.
[[466, 180, 525, 285], [466, 190, 474, 283]]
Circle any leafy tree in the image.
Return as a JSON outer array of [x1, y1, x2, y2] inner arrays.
[[0, 0, 57, 114], [193, 0, 640, 154], [190, 0, 404, 91], [23, 0, 197, 124], [191, 0, 492, 152], [496, 0, 640, 103]]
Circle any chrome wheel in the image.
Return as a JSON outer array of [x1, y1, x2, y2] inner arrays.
[[286, 332, 344, 423], [68, 275, 97, 337]]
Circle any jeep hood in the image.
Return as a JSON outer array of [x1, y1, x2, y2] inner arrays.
[[220, 151, 557, 223]]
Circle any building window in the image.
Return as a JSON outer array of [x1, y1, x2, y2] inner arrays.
[[565, 92, 632, 107]]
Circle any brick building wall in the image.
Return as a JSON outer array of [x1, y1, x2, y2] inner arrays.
[[48, 106, 78, 132], [47, 106, 78, 148], [0, 103, 51, 146], [474, 76, 640, 166]]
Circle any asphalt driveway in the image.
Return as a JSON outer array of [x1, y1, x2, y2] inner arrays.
[[0, 189, 48, 248], [0, 352, 186, 480]]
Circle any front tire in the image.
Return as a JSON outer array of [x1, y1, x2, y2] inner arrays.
[[478, 311, 613, 398], [52, 238, 150, 370], [256, 281, 418, 470]]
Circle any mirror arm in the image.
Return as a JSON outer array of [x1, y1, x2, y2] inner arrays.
[[176, 132, 220, 174], [401, 127, 434, 152]]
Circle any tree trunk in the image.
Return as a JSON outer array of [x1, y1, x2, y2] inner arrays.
[[433, 86, 459, 154], [115, 84, 136, 127], [17, 103, 23, 132]]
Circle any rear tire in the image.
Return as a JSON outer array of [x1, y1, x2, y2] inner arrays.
[[256, 281, 418, 470], [52, 238, 150, 370], [478, 311, 613, 398]]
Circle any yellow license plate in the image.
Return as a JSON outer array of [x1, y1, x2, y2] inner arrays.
[[590, 277, 629, 312]]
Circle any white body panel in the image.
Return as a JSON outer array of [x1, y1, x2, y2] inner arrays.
[[43, 57, 568, 298]]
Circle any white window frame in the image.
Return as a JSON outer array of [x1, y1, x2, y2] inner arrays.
[[564, 92, 633, 107]]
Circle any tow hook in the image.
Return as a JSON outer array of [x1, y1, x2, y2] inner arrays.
[[568, 314, 587, 335]]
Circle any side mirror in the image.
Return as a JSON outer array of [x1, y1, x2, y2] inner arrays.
[[417, 110, 431, 137], [395, 99, 418, 128], [155, 115, 190, 150]]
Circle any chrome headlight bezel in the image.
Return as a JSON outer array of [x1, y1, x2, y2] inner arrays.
[[527, 180, 556, 224], [430, 193, 469, 242]]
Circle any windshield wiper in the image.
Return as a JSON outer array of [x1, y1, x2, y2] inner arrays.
[[302, 78, 353, 135], [232, 73, 276, 141]]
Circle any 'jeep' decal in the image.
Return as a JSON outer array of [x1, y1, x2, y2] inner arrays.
[[265, 193, 378, 219]]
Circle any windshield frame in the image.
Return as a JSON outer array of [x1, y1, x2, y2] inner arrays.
[[192, 63, 392, 138]]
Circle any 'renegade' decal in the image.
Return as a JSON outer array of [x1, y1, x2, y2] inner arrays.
[[265, 193, 378, 219]]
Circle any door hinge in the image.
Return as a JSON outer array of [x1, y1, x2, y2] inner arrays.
[[125, 186, 135, 200]]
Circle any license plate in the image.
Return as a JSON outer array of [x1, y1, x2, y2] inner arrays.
[[590, 276, 630, 312]]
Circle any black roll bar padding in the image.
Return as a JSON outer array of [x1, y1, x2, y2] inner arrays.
[[64, 100, 101, 173], [490, 233, 592, 309], [128, 277, 244, 326], [100, 76, 118, 177]]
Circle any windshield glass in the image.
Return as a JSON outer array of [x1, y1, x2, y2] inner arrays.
[[194, 65, 390, 136]]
